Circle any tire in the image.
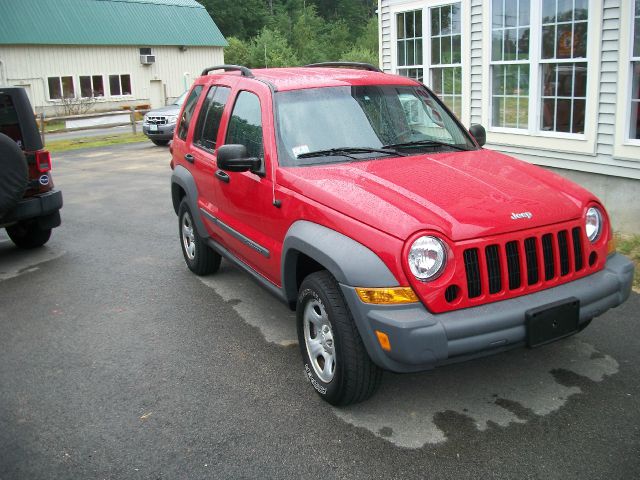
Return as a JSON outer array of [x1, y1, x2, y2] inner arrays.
[[178, 199, 221, 275], [297, 271, 382, 406], [0, 133, 28, 216], [151, 139, 169, 146], [6, 221, 52, 249]]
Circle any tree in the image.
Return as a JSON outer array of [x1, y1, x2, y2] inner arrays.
[[248, 27, 299, 68], [200, 0, 268, 40], [224, 37, 251, 66]]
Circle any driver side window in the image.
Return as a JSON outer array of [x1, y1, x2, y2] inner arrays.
[[226, 91, 264, 158]]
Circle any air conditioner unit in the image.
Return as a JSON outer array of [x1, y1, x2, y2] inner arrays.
[[140, 55, 156, 65]]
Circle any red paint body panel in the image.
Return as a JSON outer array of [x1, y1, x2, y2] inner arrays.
[[173, 68, 611, 313]]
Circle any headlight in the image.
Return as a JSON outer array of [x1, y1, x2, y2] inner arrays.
[[143, 113, 149, 122], [585, 207, 602, 243], [408, 236, 447, 281], [166, 115, 178, 124]]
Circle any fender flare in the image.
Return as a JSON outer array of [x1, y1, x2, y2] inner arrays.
[[171, 165, 208, 238], [281, 220, 399, 304]]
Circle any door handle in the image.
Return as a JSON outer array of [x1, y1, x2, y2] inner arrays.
[[184, 153, 194, 163], [215, 170, 230, 183]]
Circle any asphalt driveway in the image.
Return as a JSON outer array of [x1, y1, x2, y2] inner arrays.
[[1, 142, 638, 479]]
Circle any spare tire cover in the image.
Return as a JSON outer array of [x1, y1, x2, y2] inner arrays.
[[0, 133, 28, 216]]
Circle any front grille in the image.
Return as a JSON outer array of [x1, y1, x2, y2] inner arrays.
[[462, 226, 586, 300], [147, 116, 168, 125]]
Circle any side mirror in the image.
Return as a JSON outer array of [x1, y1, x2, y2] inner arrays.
[[217, 144, 261, 173], [469, 124, 486, 147]]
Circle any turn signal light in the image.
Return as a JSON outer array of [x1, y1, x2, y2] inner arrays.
[[355, 287, 419, 304], [607, 237, 617, 254], [35, 150, 51, 172], [375, 330, 391, 352]]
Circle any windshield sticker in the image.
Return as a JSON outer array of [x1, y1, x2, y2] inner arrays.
[[292, 145, 310, 157]]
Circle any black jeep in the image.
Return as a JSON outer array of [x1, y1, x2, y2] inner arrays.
[[0, 87, 62, 248]]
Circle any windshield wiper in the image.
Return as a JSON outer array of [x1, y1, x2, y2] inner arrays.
[[382, 139, 470, 151], [296, 147, 405, 159]]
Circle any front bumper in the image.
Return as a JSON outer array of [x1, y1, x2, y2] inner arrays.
[[142, 123, 175, 140], [342, 253, 634, 373], [0, 189, 63, 227]]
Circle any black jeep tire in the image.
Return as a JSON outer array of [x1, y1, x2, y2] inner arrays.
[[151, 139, 169, 146], [297, 271, 382, 406], [6, 221, 52, 249], [178, 199, 221, 275], [0, 133, 28, 216]]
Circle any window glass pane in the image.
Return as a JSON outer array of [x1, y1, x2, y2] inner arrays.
[[452, 35, 461, 63], [493, 65, 506, 96], [542, 0, 556, 23], [48, 77, 61, 100], [416, 40, 423, 65], [431, 68, 443, 94], [415, 12, 423, 37], [557, 0, 572, 21], [504, 28, 517, 60], [196, 86, 230, 150], [431, 37, 441, 64], [121, 75, 131, 95], [441, 5, 451, 35], [492, 0, 504, 28], [556, 23, 572, 59], [441, 37, 452, 64], [556, 99, 571, 132], [177, 85, 203, 141], [572, 99, 585, 133], [398, 41, 406, 66], [406, 11, 415, 38], [453, 67, 462, 94], [109, 75, 121, 96], [518, 97, 529, 127], [517, 27, 530, 60], [542, 25, 555, 58], [519, 0, 530, 26], [431, 8, 440, 36], [61, 76, 74, 98], [92, 76, 104, 96], [407, 39, 415, 65], [451, 4, 461, 33], [80, 76, 92, 98], [542, 98, 556, 130], [574, 0, 588, 21], [226, 91, 264, 158], [397, 13, 405, 39], [505, 5, 516, 28], [574, 66, 587, 97], [492, 96, 506, 127], [492, 30, 503, 61], [630, 62, 640, 139]]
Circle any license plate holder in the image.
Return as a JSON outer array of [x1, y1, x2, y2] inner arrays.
[[526, 297, 580, 348], [149, 124, 158, 132]]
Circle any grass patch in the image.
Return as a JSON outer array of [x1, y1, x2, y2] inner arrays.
[[615, 232, 640, 290], [46, 132, 147, 153]]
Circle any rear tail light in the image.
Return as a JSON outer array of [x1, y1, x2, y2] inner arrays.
[[35, 150, 51, 172]]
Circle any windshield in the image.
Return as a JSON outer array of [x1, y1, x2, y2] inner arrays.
[[275, 85, 475, 166], [172, 91, 188, 106]]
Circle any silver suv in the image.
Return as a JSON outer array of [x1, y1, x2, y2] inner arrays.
[[142, 91, 187, 146]]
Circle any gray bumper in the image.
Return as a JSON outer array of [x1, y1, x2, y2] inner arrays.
[[142, 124, 175, 140], [341, 253, 634, 373], [0, 189, 63, 227]]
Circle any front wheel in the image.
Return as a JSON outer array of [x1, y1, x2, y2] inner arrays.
[[6, 221, 52, 249], [178, 199, 221, 275], [297, 271, 382, 406]]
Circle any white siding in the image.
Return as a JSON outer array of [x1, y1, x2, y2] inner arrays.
[[0, 44, 224, 113]]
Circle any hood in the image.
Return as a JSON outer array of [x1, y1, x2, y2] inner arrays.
[[147, 104, 180, 115], [278, 149, 596, 241]]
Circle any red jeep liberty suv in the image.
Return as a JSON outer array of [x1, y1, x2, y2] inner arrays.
[[170, 63, 634, 406]]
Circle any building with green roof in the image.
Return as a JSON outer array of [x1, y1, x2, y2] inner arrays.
[[0, 0, 227, 112]]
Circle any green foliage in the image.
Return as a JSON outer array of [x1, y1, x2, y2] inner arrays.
[[208, 0, 379, 68]]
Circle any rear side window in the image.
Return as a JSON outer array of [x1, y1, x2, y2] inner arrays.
[[226, 91, 263, 158], [193, 86, 231, 151], [177, 85, 203, 141], [0, 94, 22, 147]]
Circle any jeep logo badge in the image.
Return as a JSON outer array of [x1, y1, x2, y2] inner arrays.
[[511, 211, 533, 220], [39, 174, 49, 186]]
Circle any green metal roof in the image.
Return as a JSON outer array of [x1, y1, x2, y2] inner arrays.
[[0, 0, 227, 47]]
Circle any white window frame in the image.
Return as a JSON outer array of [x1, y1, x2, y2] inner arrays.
[[47, 75, 75, 101], [108, 74, 133, 98], [614, 0, 640, 161], [395, 9, 424, 80], [482, 0, 602, 155], [78, 74, 106, 99], [389, 0, 470, 125]]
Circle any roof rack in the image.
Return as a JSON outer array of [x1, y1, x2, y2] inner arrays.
[[304, 62, 383, 73], [201, 65, 254, 78]]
